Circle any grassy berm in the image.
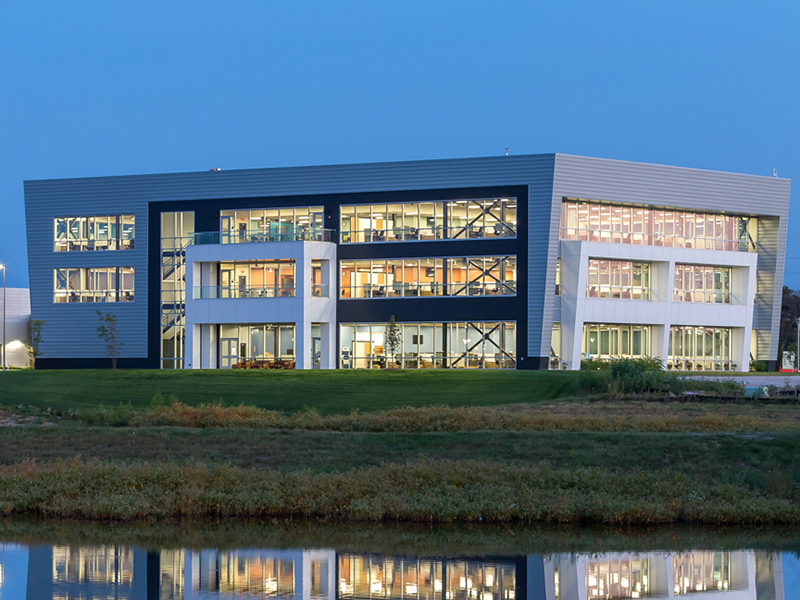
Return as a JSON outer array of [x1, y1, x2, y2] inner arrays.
[[0, 368, 798, 524]]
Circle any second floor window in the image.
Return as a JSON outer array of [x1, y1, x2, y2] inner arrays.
[[54, 215, 135, 252], [673, 264, 732, 303], [586, 259, 650, 300]]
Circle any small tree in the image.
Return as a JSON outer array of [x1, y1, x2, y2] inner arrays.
[[29, 319, 45, 368], [385, 316, 401, 369], [96, 311, 124, 370]]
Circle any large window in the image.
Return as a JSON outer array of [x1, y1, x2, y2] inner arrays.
[[673, 265, 732, 304], [582, 324, 650, 360], [54, 215, 135, 252], [195, 260, 296, 299], [219, 207, 325, 243], [668, 326, 733, 371], [340, 256, 516, 298], [340, 198, 516, 243], [340, 321, 516, 369], [585, 558, 650, 600], [560, 200, 757, 252], [161, 211, 194, 369], [53, 267, 134, 303], [586, 260, 650, 300], [219, 323, 295, 366]]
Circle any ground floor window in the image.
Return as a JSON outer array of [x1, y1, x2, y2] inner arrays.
[[340, 321, 515, 369], [219, 323, 295, 368], [550, 323, 561, 370], [582, 324, 650, 360], [668, 326, 733, 371]]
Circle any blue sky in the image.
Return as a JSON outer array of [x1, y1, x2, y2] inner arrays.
[[0, 2, 797, 288]]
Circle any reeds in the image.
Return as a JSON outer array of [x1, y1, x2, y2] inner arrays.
[[0, 458, 796, 524]]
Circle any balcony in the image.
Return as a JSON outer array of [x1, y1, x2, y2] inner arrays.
[[192, 228, 334, 245]]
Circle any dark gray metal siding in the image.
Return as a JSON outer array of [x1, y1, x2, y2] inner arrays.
[[25, 155, 558, 362]]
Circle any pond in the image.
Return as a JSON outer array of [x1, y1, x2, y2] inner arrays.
[[0, 520, 798, 600]]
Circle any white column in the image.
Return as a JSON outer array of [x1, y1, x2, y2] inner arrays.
[[559, 241, 588, 370]]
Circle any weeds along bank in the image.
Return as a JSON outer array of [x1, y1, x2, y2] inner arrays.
[[0, 458, 798, 525]]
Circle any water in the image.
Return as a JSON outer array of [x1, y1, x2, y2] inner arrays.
[[0, 521, 798, 600]]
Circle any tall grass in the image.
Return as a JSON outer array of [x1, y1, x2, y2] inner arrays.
[[127, 402, 797, 432], [0, 458, 796, 524]]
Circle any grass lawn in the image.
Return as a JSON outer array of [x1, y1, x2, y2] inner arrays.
[[0, 369, 594, 413]]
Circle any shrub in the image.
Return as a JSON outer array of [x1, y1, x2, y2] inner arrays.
[[750, 360, 768, 372]]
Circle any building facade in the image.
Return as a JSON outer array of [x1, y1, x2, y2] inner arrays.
[[24, 154, 790, 371]]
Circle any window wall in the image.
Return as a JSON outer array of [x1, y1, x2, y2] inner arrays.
[[582, 324, 650, 360], [668, 326, 733, 371], [219, 323, 295, 363], [195, 260, 296, 299], [340, 321, 516, 369], [585, 557, 650, 600], [340, 256, 516, 298], [161, 211, 194, 369], [560, 200, 757, 252], [53, 267, 134, 303], [219, 207, 325, 243], [54, 215, 135, 252], [673, 265, 732, 303], [340, 198, 516, 243], [586, 260, 650, 300]]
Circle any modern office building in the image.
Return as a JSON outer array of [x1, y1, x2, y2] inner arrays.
[[24, 154, 790, 371]]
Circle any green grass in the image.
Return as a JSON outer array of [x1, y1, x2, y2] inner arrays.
[[0, 458, 795, 524], [0, 369, 598, 413]]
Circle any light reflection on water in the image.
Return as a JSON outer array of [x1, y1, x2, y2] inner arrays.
[[0, 542, 791, 600]]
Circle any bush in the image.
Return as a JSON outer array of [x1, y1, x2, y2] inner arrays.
[[608, 358, 665, 395], [750, 360, 768, 372]]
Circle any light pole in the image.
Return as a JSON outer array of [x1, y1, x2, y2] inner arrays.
[[796, 317, 799, 373]]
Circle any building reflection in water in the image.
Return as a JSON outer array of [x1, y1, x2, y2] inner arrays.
[[0, 544, 787, 600]]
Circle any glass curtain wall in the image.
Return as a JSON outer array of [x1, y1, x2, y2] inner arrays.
[[586, 260, 650, 299], [340, 256, 516, 298], [668, 326, 733, 371], [340, 321, 516, 369], [219, 324, 295, 363], [161, 211, 194, 369], [582, 324, 651, 360], [195, 260, 296, 299], [672, 552, 740, 595], [338, 554, 515, 600], [340, 198, 516, 243], [53, 267, 134, 303], [585, 558, 650, 600], [560, 200, 757, 252], [54, 215, 135, 252], [673, 265, 732, 303], [219, 206, 324, 242]]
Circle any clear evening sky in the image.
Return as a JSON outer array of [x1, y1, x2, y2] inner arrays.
[[0, 2, 797, 289]]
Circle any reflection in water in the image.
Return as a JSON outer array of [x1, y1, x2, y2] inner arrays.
[[0, 544, 789, 600]]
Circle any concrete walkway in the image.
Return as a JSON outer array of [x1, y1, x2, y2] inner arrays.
[[684, 374, 800, 387]]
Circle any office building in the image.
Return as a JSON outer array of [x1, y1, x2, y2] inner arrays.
[[24, 154, 790, 371]]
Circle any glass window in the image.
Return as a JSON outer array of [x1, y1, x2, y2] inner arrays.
[[53, 267, 134, 303], [561, 199, 756, 252], [341, 198, 517, 243], [54, 215, 135, 251], [582, 324, 650, 360], [672, 264, 732, 304], [668, 326, 733, 371], [339, 321, 516, 369], [586, 259, 650, 300]]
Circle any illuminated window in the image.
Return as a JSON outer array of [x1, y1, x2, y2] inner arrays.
[[218, 206, 326, 243], [673, 265, 732, 304], [586, 260, 650, 300], [339, 256, 516, 298], [668, 326, 733, 371], [582, 324, 650, 360], [54, 215, 135, 252], [340, 321, 516, 369], [340, 198, 516, 243], [560, 200, 756, 252], [53, 267, 134, 303]]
